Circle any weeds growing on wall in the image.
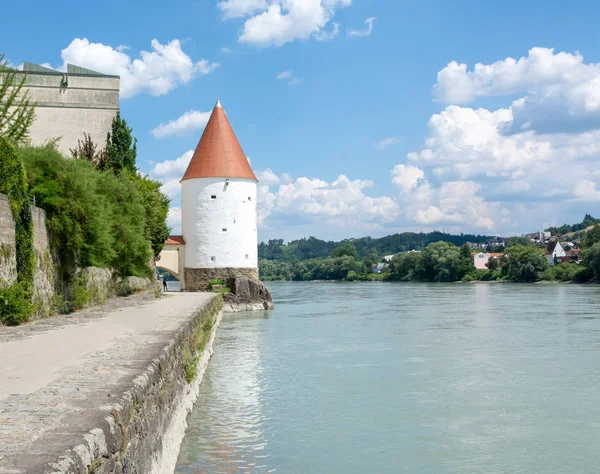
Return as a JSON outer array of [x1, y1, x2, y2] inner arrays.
[[0, 137, 34, 324]]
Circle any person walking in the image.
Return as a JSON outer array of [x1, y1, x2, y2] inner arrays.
[[162, 277, 168, 292]]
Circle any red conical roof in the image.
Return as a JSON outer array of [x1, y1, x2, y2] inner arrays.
[[181, 100, 257, 182]]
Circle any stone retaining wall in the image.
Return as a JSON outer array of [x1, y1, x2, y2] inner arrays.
[[184, 267, 259, 291], [50, 295, 223, 474], [0, 194, 17, 285]]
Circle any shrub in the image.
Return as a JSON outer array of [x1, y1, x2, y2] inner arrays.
[[0, 283, 34, 325], [462, 274, 474, 282], [68, 276, 91, 311], [19, 144, 153, 278], [207, 278, 225, 290]]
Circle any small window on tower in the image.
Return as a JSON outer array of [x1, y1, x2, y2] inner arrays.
[[248, 196, 252, 201], [211, 195, 217, 199], [211, 256, 216, 262], [222, 228, 227, 232], [245, 254, 249, 260]]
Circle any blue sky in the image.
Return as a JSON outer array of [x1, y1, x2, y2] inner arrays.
[[3, 0, 600, 241]]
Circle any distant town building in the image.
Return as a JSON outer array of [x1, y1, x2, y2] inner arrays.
[[473, 252, 503, 270], [546, 241, 566, 267], [14, 62, 119, 156], [382, 255, 396, 262], [524, 231, 551, 242], [372, 263, 389, 274]]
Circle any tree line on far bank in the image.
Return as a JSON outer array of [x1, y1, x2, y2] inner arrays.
[[260, 232, 600, 284]]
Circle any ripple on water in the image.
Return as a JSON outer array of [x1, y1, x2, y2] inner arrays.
[[175, 281, 600, 474]]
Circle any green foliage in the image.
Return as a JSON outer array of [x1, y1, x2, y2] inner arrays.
[[542, 261, 584, 282], [258, 231, 497, 262], [486, 256, 500, 271], [0, 55, 36, 144], [0, 138, 34, 288], [105, 112, 137, 173], [330, 243, 358, 259], [0, 137, 35, 324], [20, 144, 152, 278], [501, 245, 548, 282], [546, 214, 600, 236], [582, 225, 600, 249], [116, 279, 134, 297], [129, 173, 170, 259], [0, 282, 34, 325], [389, 252, 423, 281], [207, 278, 225, 289], [70, 132, 109, 169], [68, 276, 91, 311], [583, 242, 600, 281]]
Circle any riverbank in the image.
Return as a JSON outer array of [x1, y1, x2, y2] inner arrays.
[[0, 291, 222, 474]]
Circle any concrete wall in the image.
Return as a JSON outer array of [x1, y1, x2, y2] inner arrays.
[[182, 177, 258, 269], [16, 71, 119, 156]]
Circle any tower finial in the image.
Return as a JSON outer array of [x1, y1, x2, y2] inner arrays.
[[215, 99, 222, 108]]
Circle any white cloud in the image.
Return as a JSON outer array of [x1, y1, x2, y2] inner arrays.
[[374, 137, 400, 150], [221, 47, 233, 54], [256, 168, 281, 185], [257, 171, 399, 232], [276, 69, 302, 84], [391, 164, 424, 193], [433, 47, 600, 134], [151, 110, 211, 139], [218, 0, 268, 18], [314, 22, 340, 41], [167, 207, 182, 233], [347, 17, 375, 38], [220, 0, 352, 47], [150, 150, 194, 181], [60, 38, 218, 99]]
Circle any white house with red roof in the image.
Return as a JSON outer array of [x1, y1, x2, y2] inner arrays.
[[546, 241, 566, 267]]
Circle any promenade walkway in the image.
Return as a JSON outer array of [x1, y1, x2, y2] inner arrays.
[[0, 291, 215, 473]]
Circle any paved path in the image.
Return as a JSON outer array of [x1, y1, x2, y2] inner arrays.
[[0, 291, 215, 472]]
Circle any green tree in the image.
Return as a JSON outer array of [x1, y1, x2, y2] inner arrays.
[[129, 174, 170, 259], [105, 112, 137, 173], [501, 245, 548, 282], [0, 55, 36, 144], [420, 242, 463, 282], [486, 257, 500, 271], [458, 244, 476, 277], [582, 224, 600, 249], [389, 252, 423, 281], [330, 243, 358, 259], [584, 242, 600, 281]]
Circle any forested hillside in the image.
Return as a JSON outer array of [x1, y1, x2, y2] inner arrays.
[[258, 231, 497, 262]]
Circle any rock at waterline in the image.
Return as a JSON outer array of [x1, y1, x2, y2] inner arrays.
[[222, 277, 274, 312]]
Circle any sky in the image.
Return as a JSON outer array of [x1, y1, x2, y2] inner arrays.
[[3, 0, 600, 242]]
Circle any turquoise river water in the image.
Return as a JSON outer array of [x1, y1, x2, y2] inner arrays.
[[174, 281, 600, 473]]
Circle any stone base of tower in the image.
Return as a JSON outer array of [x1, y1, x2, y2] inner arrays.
[[184, 267, 259, 292]]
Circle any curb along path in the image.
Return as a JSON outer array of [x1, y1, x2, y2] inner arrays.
[[0, 291, 220, 473]]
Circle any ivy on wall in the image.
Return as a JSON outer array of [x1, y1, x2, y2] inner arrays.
[[0, 137, 34, 324]]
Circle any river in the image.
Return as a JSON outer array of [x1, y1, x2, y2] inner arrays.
[[175, 281, 600, 473]]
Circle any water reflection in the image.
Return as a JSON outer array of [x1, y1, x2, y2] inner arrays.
[[176, 282, 600, 474], [176, 311, 270, 473]]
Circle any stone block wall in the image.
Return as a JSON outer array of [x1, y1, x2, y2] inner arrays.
[[31, 205, 58, 316], [0, 194, 17, 285], [184, 267, 259, 292]]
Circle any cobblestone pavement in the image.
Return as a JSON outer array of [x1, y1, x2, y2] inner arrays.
[[0, 291, 215, 472]]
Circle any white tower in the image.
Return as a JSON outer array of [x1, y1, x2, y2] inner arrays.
[[180, 100, 259, 291]]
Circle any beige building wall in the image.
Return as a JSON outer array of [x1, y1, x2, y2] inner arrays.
[[16, 67, 119, 156]]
